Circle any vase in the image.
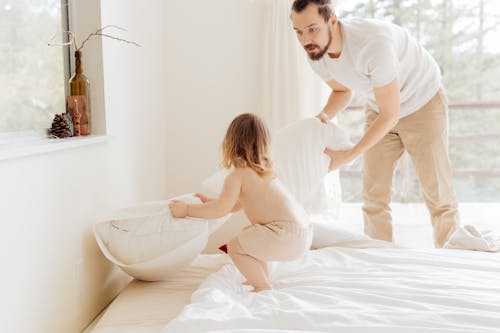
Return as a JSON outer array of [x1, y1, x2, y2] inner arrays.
[[68, 50, 90, 136]]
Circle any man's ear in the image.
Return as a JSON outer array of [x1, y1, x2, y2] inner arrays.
[[329, 14, 338, 28]]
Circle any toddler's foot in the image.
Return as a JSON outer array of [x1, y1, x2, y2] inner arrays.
[[250, 284, 272, 292]]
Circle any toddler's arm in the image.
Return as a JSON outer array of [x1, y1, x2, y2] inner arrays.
[[169, 170, 242, 219], [231, 201, 242, 212], [195, 192, 241, 212], [194, 193, 214, 203]]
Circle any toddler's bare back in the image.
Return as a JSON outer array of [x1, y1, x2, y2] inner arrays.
[[235, 167, 308, 227]]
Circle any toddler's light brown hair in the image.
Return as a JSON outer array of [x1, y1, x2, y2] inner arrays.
[[221, 113, 274, 177]]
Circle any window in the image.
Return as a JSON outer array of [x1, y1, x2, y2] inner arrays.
[[335, 0, 500, 203], [0, 0, 69, 133]]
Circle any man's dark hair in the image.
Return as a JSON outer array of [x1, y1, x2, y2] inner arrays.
[[292, 0, 333, 22]]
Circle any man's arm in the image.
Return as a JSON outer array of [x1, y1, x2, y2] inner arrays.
[[317, 79, 352, 122], [325, 78, 400, 170], [352, 78, 400, 155]]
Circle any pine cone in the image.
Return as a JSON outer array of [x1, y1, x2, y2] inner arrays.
[[49, 113, 72, 138]]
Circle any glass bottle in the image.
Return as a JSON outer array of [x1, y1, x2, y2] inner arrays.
[[69, 50, 90, 135]]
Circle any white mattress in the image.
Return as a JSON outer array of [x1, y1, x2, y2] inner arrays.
[[90, 254, 230, 333], [91, 243, 500, 333], [162, 244, 500, 332]]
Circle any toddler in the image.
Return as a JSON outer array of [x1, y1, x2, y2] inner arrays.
[[169, 113, 312, 292]]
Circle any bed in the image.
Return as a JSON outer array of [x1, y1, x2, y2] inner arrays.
[[88, 254, 229, 333], [89, 238, 500, 333]]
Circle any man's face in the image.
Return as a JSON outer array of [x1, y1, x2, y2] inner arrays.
[[291, 4, 333, 61]]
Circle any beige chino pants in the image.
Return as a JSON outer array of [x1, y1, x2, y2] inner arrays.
[[362, 89, 460, 247]]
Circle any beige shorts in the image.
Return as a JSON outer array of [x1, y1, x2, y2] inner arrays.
[[237, 221, 313, 262]]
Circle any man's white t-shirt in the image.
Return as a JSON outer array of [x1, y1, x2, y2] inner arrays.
[[308, 18, 442, 118]]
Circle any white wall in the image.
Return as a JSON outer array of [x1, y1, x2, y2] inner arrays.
[[0, 0, 267, 332], [0, 0, 168, 332], [163, 0, 268, 251]]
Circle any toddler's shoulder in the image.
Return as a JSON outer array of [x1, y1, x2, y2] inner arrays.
[[226, 167, 247, 182], [230, 167, 257, 185]]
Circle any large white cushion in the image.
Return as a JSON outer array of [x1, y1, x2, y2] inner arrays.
[[271, 118, 353, 214], [94, 194, 229, 281], [310, 216, 370, 249]]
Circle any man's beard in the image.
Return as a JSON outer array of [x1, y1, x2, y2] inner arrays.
[[305, 28, 333, 61]]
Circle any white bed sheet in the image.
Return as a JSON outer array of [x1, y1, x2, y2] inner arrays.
[[162, 241, 500, 333], [90, 254, 230, 333]]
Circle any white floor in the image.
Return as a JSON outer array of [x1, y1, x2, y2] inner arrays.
[[336, 202, 500, 248]]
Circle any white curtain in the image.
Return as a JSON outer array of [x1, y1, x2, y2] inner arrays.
[[262, 0, 343, 220], [262, 0, 329, 131]]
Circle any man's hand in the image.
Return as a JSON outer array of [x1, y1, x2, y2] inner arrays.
[[324, 147, 356, 171], [315, 111, 330, 124], [194, 193, 213, 203], [169, 200, 188, 218]]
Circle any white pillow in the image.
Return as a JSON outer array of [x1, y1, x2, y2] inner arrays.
[[200, 168, 230, 198], [94, 194, 230, 281], [271, 118, 353, 214], [310, 216, 370, 249], [201, 118, 353, 215]]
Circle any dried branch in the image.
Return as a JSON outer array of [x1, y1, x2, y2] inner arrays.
[[77, 25, 141, 51], [47, 30, 77, 50], [48, 25, 140, 52]]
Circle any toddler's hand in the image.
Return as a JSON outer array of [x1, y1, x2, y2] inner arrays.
[[169, 200, 188, 218], [194, 193, 212, 203]]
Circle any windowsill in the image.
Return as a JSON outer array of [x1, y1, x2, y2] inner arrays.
[[0, 132, 109, 161]]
